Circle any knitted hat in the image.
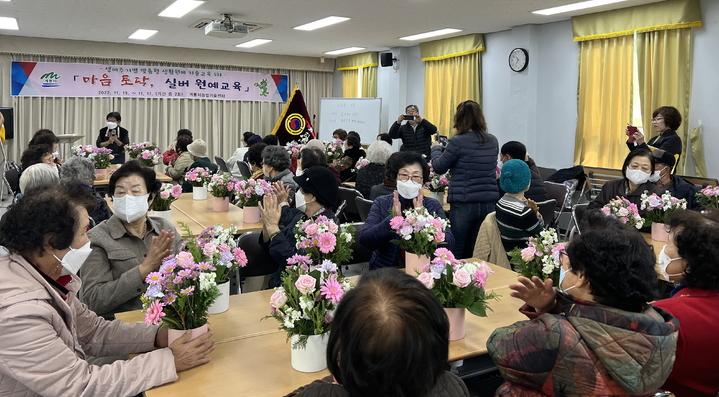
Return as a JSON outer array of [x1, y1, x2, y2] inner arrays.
[[500, 159, 531, 194], [652, 149, 675, 168], [293, 166, 339, 208], [187, 139, 208, 158]]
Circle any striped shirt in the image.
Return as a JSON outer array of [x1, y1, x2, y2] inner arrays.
[[496, 194, 544, 253]]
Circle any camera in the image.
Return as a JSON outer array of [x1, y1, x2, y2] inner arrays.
[[110, 130, 117, 136]]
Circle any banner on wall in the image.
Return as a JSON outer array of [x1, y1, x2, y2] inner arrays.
[[271, 87, 315, 145], [10, 61, 289, 102]]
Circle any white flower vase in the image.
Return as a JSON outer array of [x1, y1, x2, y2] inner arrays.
[[429, 191, 445, 204], [291, 333, 329, 373], [193, 186, 208, 200], [151, 209, 172, 223], [208, 281, 230, 314]]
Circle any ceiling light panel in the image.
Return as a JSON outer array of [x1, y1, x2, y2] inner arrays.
[[532, 0, 628, 16], [236, 39, 273, 48], [0, 17, 18, 30], [294, 16, 350, 31], [159, 0, 204, 18], [324, 47, 365, 55], [399, 28, 462, 41], [129, 29, 158, 40]]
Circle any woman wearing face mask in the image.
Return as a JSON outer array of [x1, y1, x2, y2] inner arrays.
[[652, 210, 719, 396], [28, 129, 63, 166], [0, 185, 214, 397], [626, 106, 683, 160], [430, 100, 500, 259], [78, 161, 182, 320], [488, 221, 679, 396], [96, 111, 129, 164], [260, 145, 298, 204], [359, 151, 454, 270], [587, 148, 665, 214]]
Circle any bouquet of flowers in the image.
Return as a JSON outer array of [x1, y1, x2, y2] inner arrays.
[[641, 190, 687, 224], [72, 145, 115, 169], [126, 142, 161, 167], [416, 248, 499, 316], [294, 215, 355, 265], [72, 144, 97, 158], [179, 223, 248, 284], [285, 137, 308, 157], [508, 228, 566, 283], [184, 167, 212, 187], [601, 197, 645, 229], [324, 139, 344, 163], [266, 254, 351, 347], [142, 253, 221, 329], [390, 207, 449, 257], [206, 174, 240, 198], [152, 183, 183, 211], [426, 162, 451, 193], [236, 178, 272, 207], [696, 186, 719, 209], [353, 157, 370, 172]]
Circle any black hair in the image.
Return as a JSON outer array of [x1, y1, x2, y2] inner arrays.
[[28, 129, 59, 147], [327, 268, 448, 397], [346, 135, 361, 149], [299, 147, 328, 170], [177, 129, 192, 138], [579, 209, 627, 232], [567, 228, 659, 312], [0, 185, 94, 257], [109, 160, 161, 201], [242, 131, 255, 143], [332, 129, 348, 141], [246, 142, 267, 168], [262, 135, 279, 146], [389, 151, 430, 183], [405, 104, 419, 113], [347, 131, 361, 140], [21, 144, 53, 170], [454, 100, 488, 145], [106, 111, 121, 122], [669, 209, 719, 290], [384, 152, 403, 181], [176, 134, 193, 153], [622, 148, 655, 179], [652, 106, 682, 131], [377, 133, 392, 146], [501, 141, 526, 161]]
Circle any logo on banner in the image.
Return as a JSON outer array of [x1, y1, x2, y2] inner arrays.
[[40, 72, 61, 88], [254, 79, 269, 97], [285, 113, 306, 136]]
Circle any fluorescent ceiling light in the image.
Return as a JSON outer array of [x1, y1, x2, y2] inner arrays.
[[324, 47, 365, 55], [294, 16, 350, 31], [236, 39, 273, 48], [0, 17, 18, 30], [532, 0, 628, 15], [399, 28, 462, 41], [128, 29, 158, 40], [159, 0, 204, 18]]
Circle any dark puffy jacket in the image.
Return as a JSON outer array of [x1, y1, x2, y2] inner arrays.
[[288, 372, 470, 397], [388, 119, 437, 157], [359, 193, 453, 269], [431, 132, 500, 204], [667, 175, 701, 210]]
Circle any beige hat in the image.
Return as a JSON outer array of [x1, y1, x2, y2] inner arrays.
[[187, 139, 208, 158]]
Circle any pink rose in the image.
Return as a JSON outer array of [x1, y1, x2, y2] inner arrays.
[[176, 251, 194, 267], [295, 274, 317, 294], [203, 243, 217, 256], [304, 223, 319, 236], [218, 243, 231, 252], [452, 269, 472, 288], [417, 273, 435, 289], [327, 222, 338, 234], [521, 246, 536, 261], [269, 289, 288, 309], [160, 190, 170, 199]]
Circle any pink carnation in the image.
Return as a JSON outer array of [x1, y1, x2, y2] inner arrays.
[[304, 223, 319, 236], [203, 243, 217, 256], [521, 246, 536, 261], [145, 301, 166, 326], [327, 222, 339, 234]]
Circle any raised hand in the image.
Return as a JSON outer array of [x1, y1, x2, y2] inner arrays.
[[509, 276, 556, 313]]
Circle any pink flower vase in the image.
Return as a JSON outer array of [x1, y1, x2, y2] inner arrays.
[[167, 324, 209, 346], [213, 196, 230, 212], [405, 253, 430, 276], [444, 308, 466, 341], [95, 168, 108, 180], [651, 222, 669, 242], [243, 206, 261, 223]]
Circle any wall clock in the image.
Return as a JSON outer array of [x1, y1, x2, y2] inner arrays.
[[509, 48, 529, 72]]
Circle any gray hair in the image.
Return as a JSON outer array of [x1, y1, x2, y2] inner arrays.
[[366, 140, 393, 164], [60, 156, 96, 186], [261, 145, 290, 171], [20, 163, 60, 193]]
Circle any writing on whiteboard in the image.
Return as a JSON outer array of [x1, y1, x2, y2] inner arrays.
[[319, 98, 381, 143]]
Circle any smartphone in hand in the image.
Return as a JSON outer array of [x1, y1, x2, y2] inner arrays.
[[403, 115, 414, 120], [627, 125, 638, 143]]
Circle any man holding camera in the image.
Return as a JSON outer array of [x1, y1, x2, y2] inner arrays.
[[97, 111, 129, 164], [388, 105, 437, 158]]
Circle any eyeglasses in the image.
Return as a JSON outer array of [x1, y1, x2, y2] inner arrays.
[[397, 174, 423, 183], [652, 117, 665, 123]]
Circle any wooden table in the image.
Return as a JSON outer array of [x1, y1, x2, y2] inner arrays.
[[93, 164, 172, 186], [117, 263, 525, 397], [171, 193, 263, 233]]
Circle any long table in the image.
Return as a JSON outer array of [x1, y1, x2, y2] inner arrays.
[[116, 262, 525, 397], [170, 193, 263, 234]]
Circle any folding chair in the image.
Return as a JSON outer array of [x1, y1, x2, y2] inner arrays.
[[337, 187, 363, 223], [355, 196, 374, 222], [535, 199, 557, 230], [215, 156, 230, 174], [233, 231, 279, 293], [236, 161, 252, 180]]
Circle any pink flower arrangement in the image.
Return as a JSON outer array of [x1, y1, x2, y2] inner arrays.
[[236, 178, 272, 207], [324, 139, 344, 163], [126, 142, 161, 166], [426, 161, 451, 193], [294, 215, 355, 265], [72, 144, 115, 169], [416, 248, 499, 316], [390, 207, 449, 257], [265, 254, 351, 347], [696, 186, 719, 209], [152, 183, 183, 211], [206, 173, 241, 198], [640, 190, 687, 224], [285, 137, 308, 157], [508, 228, 565, 283], [177, 223, 247, 284], [184, 167, 212, 187], [601, 197, 645, 229], [353, 157, 370, 172]]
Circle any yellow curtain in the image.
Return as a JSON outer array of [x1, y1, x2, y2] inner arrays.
[[361, 66, 377, 98], [690, 127, 707, 177], [637, 28, 693, 174], [341, 69, 359, 98], [574, 36, 633, 168], [337, 52, 377, 98], [424, 52, 480, 138]]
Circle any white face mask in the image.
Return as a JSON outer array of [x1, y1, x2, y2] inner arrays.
[[106, 121, 118, 130], [658, 245, 684, 281], [295, 190, 306, 212], [558, 267, 576, 294], [113, 194, 150, 223], [52, 151, 59, 159], [648, 166, 667, 183], [497, 160, 503, 170], [54, 241, 92, 276], [396, 179, 422, 199], [295, 167, 303, 177], [625, 168, 651, 185]]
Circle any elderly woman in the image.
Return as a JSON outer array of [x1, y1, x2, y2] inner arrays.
[[359, 151, 454, 269], [20, 144, 55, 171], [28, 129, 63, 166], [652, 210, 719, 396], [587, 148, 665, 214], [260, 166, 339, 288], [79, 161, 183, 320], [332, 135, 363, 182], [289, 268, 469, 397], [180, 139, 217, 192], [165, 134, 194, 183], [488, 221, 679, 396], [355, 140, 392, 199], [162, 129, 193, 166], [246, 142, 267, 180], [496, 159, 544, 253], [627, 105, 683, 158], [261, 145, 298, 202], [0, 185, 214, 397], [369, 152, 401, 200], [18, 163, 59, 197], [60, 156, 112, 225]]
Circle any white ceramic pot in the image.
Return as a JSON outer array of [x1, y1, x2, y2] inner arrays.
[[290, 333, 329, 373], [151, 209, 172, 223], [193, 186, 208, 200], [208, 281, 230, 314]]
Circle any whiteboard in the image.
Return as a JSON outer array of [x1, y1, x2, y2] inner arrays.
[[319, 98, 382, 144]]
